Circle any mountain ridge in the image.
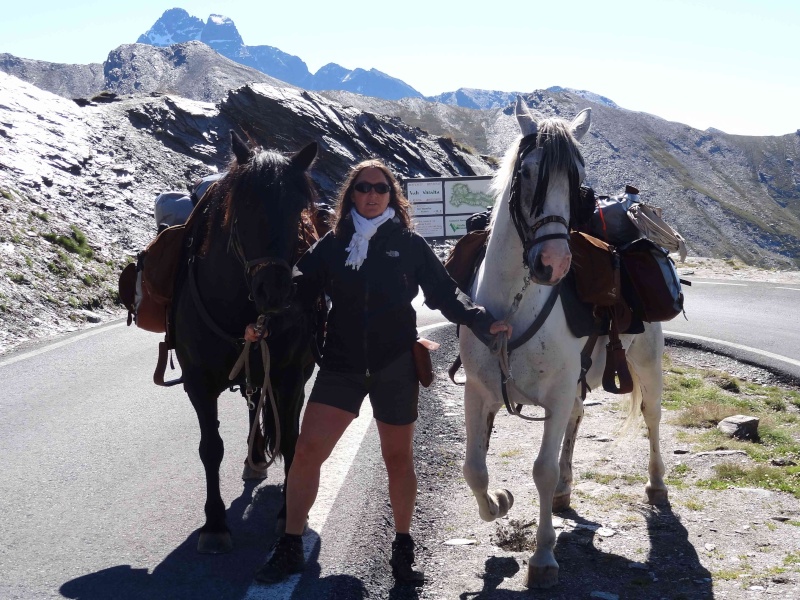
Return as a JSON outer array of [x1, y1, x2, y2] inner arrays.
[[137, 8, 422, 101]]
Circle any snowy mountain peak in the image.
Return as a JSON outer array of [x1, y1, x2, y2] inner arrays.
[[136, 8, 204, 46]]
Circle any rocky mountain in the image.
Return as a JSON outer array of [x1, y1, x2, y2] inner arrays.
[[137, 8, 423, 100], [103, 42, 290, 101], [0, 72, 490, 354]]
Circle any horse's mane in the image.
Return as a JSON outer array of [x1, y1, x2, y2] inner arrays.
[[199, 146, 316, 255], [489, 117, 585, 229]]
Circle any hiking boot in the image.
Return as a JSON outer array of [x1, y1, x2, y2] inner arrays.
[[390, 537, 425, 585], [254, 534, 305, 584]]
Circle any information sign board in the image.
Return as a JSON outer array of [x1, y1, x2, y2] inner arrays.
[[403, 175, 492, 240]]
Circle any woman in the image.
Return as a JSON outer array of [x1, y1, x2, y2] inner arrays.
[[252, 159, 510, 585]]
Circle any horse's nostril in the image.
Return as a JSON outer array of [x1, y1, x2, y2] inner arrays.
[[533, 255, 553, 282]]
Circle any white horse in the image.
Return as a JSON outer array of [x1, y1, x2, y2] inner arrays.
[[460, 97, 668, 589]]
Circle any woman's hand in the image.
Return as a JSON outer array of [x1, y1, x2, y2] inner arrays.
[[489, 321, 512, 338], [244, 323, 267, 342]]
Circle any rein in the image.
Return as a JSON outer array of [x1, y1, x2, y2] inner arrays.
[[229, 315, 281, 472], [492, 282, 561, 421]]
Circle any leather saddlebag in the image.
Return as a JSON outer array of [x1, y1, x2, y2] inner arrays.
[[619, 238, 684, 322], [142, 225, 186, 305], [412, 339, 438, 388], [444, 229, 489, 294], [569, 231, 622, 307]]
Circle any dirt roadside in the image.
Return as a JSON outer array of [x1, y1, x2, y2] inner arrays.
[[405, 325, 800, 600]]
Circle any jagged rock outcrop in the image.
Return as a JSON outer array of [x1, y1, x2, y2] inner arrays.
[[219, 85, 489, 197], [103, 42, 290, 101], [0, 72, 491, 354]]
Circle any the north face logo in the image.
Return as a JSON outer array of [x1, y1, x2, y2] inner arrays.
[[386, 250, 400, 258]]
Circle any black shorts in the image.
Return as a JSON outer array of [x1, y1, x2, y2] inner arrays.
[[308, 351, 419, 425]]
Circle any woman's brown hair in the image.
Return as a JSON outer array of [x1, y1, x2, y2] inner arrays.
[[330, 159, 412, 235]]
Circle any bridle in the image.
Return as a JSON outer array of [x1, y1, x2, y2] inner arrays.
[[494, 132, 584, 420], [228, 215, 293, 303], [508, 132, 582, 270]]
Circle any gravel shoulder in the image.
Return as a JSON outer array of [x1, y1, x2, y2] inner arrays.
[[405, 328, 800, 600]]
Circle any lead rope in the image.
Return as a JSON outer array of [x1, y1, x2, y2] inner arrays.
[[492, 276, 549, 421], [229, 315, 281, 472]]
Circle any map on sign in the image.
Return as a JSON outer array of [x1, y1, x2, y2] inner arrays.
[[448, 183, 493, 209], [404, 176, 492, 238], [444, 179, 493, 215]]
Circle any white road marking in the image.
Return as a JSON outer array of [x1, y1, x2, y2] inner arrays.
[[690, 281, 747, 286], [243, 321, 451, 598], [664, 330, 800, 368], [0, 320, 125, 367], [776, 287, 800, 292]]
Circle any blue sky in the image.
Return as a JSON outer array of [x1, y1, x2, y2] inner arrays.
[[2, 0, 797, 136]]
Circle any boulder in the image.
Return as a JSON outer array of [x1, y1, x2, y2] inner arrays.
[[717, 415, 759, 440]]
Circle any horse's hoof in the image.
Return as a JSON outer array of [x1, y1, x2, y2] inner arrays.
[[525, 563, 559, 589], [242, 462, 268, 480], [645, 486, 669, 505], [197, 531, 233, 554], [552, 492, 571, 513], [496, 489, 514, 518]]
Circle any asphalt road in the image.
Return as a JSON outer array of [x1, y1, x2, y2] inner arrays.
[[1, 279, 798, 599], [664, 277, 800, 382]]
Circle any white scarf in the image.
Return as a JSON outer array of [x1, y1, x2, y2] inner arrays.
[[345, 207, 395, 270]]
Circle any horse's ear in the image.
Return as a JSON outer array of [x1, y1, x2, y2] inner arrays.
[[570, 109, 592, 142], [230, 130, 252, 165], [289, 142, 318, 172], [515, 95, 538, 137]]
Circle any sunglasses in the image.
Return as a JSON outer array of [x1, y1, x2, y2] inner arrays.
[[353, 181, 391, 194]]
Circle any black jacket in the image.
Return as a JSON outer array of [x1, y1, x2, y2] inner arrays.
[[293, 217, 494, 374]]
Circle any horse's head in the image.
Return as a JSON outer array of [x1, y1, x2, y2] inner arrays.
[[222, 131, 318, 315], [510, 97, 591, 285]]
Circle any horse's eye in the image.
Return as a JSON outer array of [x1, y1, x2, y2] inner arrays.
[[521, 167, 531, 180]]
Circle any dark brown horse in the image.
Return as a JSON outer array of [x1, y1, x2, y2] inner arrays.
[[171, 131, 318, 553]]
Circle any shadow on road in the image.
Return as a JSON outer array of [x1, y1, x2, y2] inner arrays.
[[59, 480, 295, 600]]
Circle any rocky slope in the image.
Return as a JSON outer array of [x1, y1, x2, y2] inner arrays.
[[0, 72, 491, 355]]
